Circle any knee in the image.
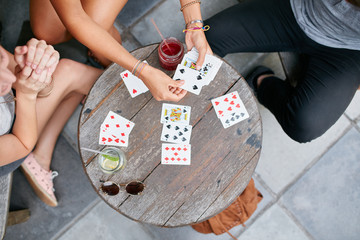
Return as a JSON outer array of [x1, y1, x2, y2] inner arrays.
[[31, 22, 67, 45], [284, 109, 327, 143]]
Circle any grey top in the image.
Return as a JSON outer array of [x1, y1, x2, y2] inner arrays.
[[290, 0, 360, 50], [0, 92, 15, 136]]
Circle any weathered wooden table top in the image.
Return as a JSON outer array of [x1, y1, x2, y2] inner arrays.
[[78, 44, 262, 227]]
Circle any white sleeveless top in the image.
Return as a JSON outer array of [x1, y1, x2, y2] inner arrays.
[[0, 92, 15, 136]]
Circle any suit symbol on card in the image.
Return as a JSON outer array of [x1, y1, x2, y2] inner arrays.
[[165, 134, 170, 139], [236, 104, 241, 108], [180, 69, 185, 73], [193, 85, 198, 90], [224, 98, 229, 102], [123, 73, 128, 78], [184, 127, 189, 132], [197, 75, 202, 80], [132, 89, 137, 94], [232, 94, 237, 99], [241, 113, 245, 117], [173, 136, 178, 140], [182, 137, 187, 142], [178, 132, 183, 136], [215, 101, 220, 106], [166, 124, 171, 129]]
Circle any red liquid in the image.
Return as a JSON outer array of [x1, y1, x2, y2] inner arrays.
[[158, 38, 184, 71], [162, 43, 181, 56]]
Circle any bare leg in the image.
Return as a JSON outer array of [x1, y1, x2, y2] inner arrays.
[[30, 0, 127, 65], [33, 92, 84, 171]]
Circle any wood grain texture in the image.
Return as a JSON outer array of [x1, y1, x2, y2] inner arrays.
[[79, 45, 262, 227], [0, 173, 12, 239]]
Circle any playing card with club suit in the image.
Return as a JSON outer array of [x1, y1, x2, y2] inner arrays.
[[161, 143, 191, 165], [211, 91, 245, 118], [160, 123, 192, 144], [120, 68, 148, 98], [160, 103, 191, 125], [102, 111, 135, 134], [219, 110, 249, 129], [173, 64, 203, 95]]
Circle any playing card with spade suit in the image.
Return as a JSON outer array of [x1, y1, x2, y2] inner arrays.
[[173, 64, 203, 95], [211, 91, 245, 118], [160, 122, 192, 144], [160, 103, 191, 125]]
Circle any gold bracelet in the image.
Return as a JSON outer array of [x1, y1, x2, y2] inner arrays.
[[180, 0, 201, 12], [37, 76, 54, 98]]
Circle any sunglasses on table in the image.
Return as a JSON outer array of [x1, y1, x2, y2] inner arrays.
[[100, 180, 145, 196]]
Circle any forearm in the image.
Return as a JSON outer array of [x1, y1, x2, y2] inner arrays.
[[180, 0, 203, 25], [51, 0, 138, 72], [0, 92, 38, 165]]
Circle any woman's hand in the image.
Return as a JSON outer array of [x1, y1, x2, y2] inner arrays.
[[139, 65, 187, 102], [13, 39, 59, 96], [14, 38, 59, 78], [185, 25, 212, 70]]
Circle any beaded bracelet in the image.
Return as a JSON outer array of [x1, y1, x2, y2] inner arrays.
[[183, 24, 210, 33], [180, 0, 201, 12]]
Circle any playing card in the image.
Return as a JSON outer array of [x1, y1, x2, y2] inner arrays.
[[102, 111, 135, 134], [181, 49, 222, 85], [99, 126, 129, 147], [160, 123, 192, 144], [161, 143, 191, 165], [160, 103, 191, 125], [120, 69, 148, 98], [219, 110, 249, 129], [211, 91, 245, 118], [173, 64, 203, 95]]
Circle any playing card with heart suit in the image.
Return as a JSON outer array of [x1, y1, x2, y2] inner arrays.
[[160, 123, 192, 144], [219, 110, 249, 129], [173, 64, 203, 95], [99, 126, 129, 147], [160, 103, 191, 125], [120, 68, 149, 98], [161, 143, 191, 165], [102, 111, 135, 134], [211, 91, 245, 118]]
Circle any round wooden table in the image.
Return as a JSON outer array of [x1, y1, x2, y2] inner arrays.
[[78, 44, 262, 227]]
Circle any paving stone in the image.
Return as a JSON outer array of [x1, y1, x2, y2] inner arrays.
[[5, 136, 98, 240], [255, 105, 351, 194], [0, 0, 29, 52], [130, 0, 238, 46], [58, 201, 155, 240], [345, 90, 360, 121], [280, 127, 360, 240], [116, 0, 162, 28], [238, 204, 309, 240]]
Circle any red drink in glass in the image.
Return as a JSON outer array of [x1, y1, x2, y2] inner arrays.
[[158, 37, 184, 71]]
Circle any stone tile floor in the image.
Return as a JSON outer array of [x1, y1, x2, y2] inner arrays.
[[2, 0, 360, 239]]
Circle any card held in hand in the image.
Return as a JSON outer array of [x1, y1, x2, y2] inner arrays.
[[161, 143, 191, 165]]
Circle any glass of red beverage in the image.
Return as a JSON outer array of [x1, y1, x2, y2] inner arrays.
[[158, 37, 184, 71]]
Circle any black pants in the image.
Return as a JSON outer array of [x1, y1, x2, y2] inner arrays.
[[205, 0, 360, 143]]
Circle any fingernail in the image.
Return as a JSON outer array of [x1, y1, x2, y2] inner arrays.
[[32, 64, 37, 69], [35, 68, 43, 74]]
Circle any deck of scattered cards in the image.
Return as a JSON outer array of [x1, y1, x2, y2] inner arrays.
[[100, 47, 250, 166]]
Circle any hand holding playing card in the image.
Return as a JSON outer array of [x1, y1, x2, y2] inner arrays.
[[184, 26, 213, 70], [138, 65, 187, 102]]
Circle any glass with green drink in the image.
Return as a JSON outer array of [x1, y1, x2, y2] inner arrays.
[[97, 147, 126, 174]]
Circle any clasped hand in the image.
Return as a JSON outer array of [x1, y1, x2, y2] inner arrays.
[[13, 38, 59, 96]]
